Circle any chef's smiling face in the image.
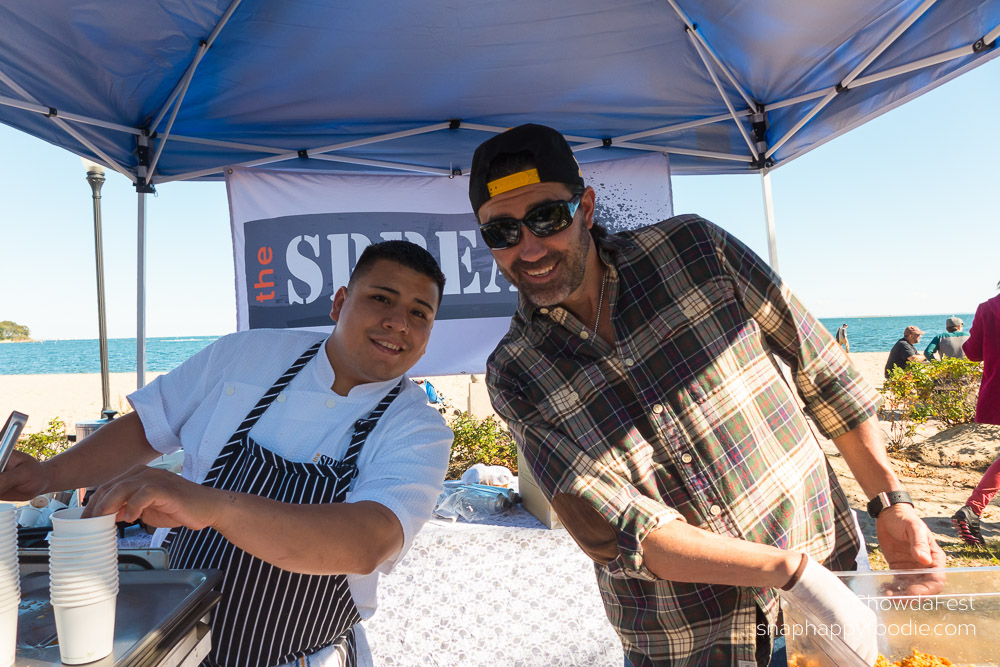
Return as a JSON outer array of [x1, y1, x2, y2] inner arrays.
[[326, 258, 438, 395]]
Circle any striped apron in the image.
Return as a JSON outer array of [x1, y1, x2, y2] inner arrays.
[[162, 341, 402, 667]]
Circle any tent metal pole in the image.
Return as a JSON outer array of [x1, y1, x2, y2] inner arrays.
[[149, 0, 245, 131], [852, 44, 978, 87], [146, 57, 202, 179], [662, 0, 755, 109], [615, 142, 749, 162], [574, 111, 747, 150], [840, 0, 939, 91], [156, 122, 452, 184], [168, 134, 288, 154], [136, 190, 147, 390], [766, 0, 938, 159], [986, 23, 1000, 44], [760, 170, 779, 272], [685, 29, 756, 156], [0, 71, 136, 183], [309, 154, 454, 175], [0, 96, 142, 135]]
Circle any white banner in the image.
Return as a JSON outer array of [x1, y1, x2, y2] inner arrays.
[[226, 153, 672, 375]]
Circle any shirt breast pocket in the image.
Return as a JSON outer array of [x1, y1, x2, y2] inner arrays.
[[180, 380, 261, 484]]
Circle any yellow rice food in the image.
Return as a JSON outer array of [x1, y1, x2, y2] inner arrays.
[[789, 650, 972, 667]]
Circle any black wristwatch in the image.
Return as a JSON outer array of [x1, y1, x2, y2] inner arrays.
[[866, 490, 913, 519]]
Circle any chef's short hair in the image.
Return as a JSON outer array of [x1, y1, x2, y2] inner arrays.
[[349, 240, 446, 305]]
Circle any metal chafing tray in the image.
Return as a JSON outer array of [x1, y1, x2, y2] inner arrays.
[[16, 569, 222, 667]]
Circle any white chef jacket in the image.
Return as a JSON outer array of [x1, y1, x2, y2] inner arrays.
[[128, 329, 452, 667]]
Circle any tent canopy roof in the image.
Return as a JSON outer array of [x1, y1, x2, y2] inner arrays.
[[2, 0, 998, 187]]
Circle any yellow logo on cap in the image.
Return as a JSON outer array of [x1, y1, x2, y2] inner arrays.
[[487, 168, 541, 197]]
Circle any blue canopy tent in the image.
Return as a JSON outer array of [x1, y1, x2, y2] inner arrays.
[[2, 0, 999, 383]]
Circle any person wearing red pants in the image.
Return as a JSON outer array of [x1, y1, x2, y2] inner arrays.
[[952, 282, 1000, 545]]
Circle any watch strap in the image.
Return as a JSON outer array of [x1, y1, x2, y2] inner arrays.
[[866, 490, 913, 519]]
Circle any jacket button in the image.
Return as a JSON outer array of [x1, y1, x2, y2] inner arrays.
[[580, 330, 590, 339], [652, 404, 664, 414]]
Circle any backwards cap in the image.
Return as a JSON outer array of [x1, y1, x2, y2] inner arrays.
[[469, 124, 584, 215]]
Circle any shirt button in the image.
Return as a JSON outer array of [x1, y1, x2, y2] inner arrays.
[[326, 398, 336, 408], [569, 391, 579, 402], [710, 505, 722, 516], [539, 308, 549, 315], [580, 330, 590, 339], [624, 358, 634, 367], [276, 393, 287, 403], [652, 404, 664, 414], [681, 453, 693, 464], [225, 386, 235, 396]]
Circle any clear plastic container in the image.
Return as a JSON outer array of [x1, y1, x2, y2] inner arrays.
[[781, 566, 1000, 666]]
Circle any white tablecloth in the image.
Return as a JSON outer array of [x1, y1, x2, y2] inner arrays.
[[367, 508, 622, 667]]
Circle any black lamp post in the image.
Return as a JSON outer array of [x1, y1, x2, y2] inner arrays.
[[82, 158, 112, 416]]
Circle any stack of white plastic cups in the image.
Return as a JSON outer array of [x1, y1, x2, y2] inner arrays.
[[0, 504, 19, 667], [48, 507, 119, 665]]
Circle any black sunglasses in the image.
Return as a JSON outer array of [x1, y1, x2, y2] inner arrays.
[[478, 194, 582, 250]]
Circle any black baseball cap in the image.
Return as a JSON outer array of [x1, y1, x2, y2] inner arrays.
[[469, 124, 585, 215]]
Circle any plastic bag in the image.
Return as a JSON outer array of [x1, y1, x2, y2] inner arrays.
[[433, 484, 513, 522], [460, 463, 514, 488]]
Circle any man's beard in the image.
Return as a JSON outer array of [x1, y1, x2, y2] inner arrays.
[[499, 222, 591, 307]]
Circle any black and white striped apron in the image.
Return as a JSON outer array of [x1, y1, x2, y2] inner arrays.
[[162, 340, 403, 667]]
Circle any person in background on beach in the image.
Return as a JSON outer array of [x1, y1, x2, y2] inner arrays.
[[923, 316, 969, 360], [0, 240, 452, 667], [952, 281, 1000, 545], [836, 323, 850, 354], [884, 325, 926, 378], [470, 124, 943, 667]]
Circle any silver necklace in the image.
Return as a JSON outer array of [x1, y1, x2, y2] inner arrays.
[[593, 267, 607, 332]]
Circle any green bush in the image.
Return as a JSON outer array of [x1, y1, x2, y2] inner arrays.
[[880, 358, 982, 450], [17, 417, 71, 461], [447, 411, 518, 479]]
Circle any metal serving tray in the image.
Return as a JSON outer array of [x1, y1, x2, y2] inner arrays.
[[16, 569, 222, 667]]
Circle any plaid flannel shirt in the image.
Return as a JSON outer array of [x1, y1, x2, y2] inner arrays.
[[487, 215, 880, 667]]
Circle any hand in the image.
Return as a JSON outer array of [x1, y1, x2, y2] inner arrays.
[[83, 466, 222, 531], [780, 555, 878, 665], [876, 503, 946, 595], [0, 451, 51, 501]]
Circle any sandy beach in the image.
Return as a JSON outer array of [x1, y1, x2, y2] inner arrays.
[[5, 351, 998, 550], [3, 352, 889, 433]]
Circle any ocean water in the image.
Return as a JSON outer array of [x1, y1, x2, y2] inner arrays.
[[0, 314, 976, 375], [0, 336, 219, 375], [816, 314, 974, 355]]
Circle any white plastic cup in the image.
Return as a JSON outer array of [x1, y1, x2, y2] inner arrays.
[[0, 598, 17, 667], [48, 536, 117, 552], [50, 566, 118, 586], [15, 505, 41, 528], [50, 552, 118, 568], [50, 587, 119, 606], [53, 594, 116, 665], [51, 508, 117, 537]]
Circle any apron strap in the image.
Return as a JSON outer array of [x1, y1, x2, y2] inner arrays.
[[339, 379, 404, 488], [229, 340, 324, 442]]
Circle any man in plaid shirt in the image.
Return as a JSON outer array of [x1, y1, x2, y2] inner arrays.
[[469, 125, 944, 667]]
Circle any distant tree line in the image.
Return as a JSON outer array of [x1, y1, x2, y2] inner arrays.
[[0, 320, 30, 341]]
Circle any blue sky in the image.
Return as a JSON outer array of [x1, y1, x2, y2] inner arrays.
[[3, 58, 999, 341]]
